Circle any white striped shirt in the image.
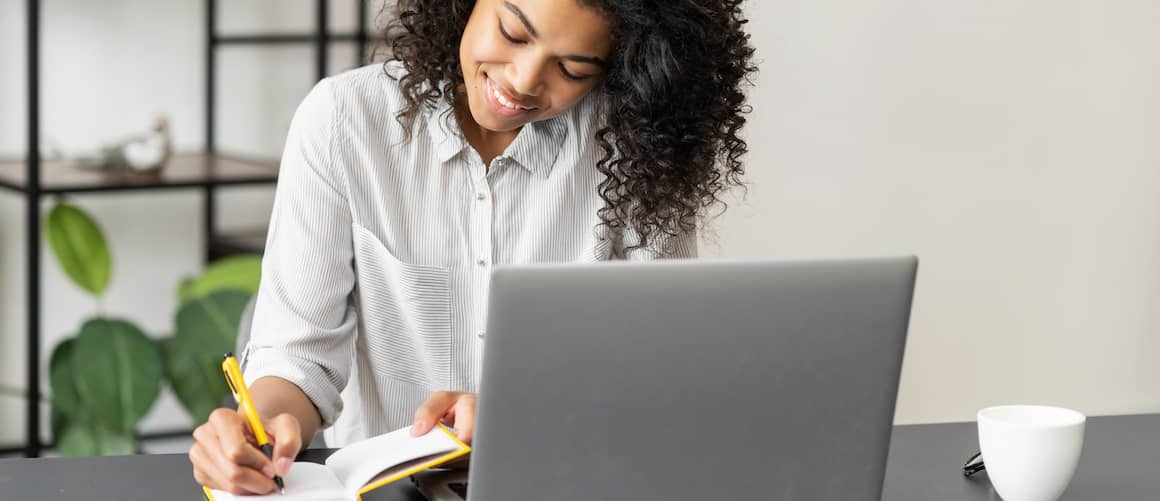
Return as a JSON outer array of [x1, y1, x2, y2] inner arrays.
[[242, 62, 695, 446]]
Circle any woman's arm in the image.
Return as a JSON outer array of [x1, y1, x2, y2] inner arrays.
[[242, 76, 358, 429], [250, 376, 323, 448], [191, 78, 356, 495]]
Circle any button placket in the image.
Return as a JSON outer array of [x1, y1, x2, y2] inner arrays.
[[469, 158, 495, 343]]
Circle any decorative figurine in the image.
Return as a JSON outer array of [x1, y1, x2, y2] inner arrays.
[[75, 116, 173, 173]]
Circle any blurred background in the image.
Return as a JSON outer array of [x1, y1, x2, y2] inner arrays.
[[1, 0, 1158, 457]]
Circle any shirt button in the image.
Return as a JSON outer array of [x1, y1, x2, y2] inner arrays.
[[477, 331, 486, 340], [476, 193, 486, 201], [477, 259, 487, 267]]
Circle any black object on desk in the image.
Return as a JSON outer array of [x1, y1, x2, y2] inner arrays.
[[0, 414, 1157, 500]]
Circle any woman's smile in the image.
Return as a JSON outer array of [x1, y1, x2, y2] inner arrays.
[[483, 74, 538, 120]]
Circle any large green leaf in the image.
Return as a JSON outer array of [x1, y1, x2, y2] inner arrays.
[[56, 419, 136, 456], [179, 255, 262, 306], [72, 318, 163, 434], [50, 337, 128, 456], [167, 290, 252, 422], [45, 202, 112, 296], [48, 338, 83, 417], [160, 336, 229, 423], [175, 290, 251, 354], [177, 277, 196, 306], [51, 406, 67, 440]]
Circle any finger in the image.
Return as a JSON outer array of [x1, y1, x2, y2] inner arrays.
[[413, 391, 458, 436], [191, 422, 228, 481], [190, 442, 226, 489], [209, 408, 274, 473], [452, 395, 476, 445], [268, 413, 302, 476], [218, 459, 279, 495], [192, 426, 276, 495]]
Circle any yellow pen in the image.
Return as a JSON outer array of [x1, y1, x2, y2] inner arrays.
[[222, 352, 285, 495]]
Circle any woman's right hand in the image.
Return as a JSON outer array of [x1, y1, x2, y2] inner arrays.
[[189, 408, 302, 495]]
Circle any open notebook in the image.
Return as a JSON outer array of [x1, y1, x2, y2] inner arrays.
[[203, 424, 470, 501]]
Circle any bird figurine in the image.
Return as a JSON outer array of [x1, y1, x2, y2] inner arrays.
[[75, 116, 173, 173]]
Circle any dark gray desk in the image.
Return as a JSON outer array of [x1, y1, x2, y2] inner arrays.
[[1, 414, 1156, 500], [881, 413, 1158, 501]]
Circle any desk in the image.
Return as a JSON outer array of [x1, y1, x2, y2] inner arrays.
[[881, 413, 1158, 500], [1, 414, 1156, 500]]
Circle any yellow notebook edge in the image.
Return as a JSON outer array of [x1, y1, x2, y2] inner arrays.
[[357, 423, 473, 496], [200, 424, 471, 501]]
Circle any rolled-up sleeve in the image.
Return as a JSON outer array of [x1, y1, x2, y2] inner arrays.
[[242, 78, 357, 428]]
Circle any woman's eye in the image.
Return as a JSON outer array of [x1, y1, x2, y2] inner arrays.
[[559, 64, 588, 82], [498, 22, 526, 45]]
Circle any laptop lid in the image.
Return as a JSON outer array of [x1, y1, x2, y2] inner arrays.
[[468, 256, 918, 501]]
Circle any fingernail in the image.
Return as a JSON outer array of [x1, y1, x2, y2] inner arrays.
[[261, 465, 275, 478], [411, 420, 422, 436], [276, 457, 293, 476]]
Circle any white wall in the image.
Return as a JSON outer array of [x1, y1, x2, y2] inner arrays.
[[2, 0, 1159, 453], [709, 0, 1160, 424]]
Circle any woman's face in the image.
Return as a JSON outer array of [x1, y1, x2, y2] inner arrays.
[[459, 0, 613, 132]]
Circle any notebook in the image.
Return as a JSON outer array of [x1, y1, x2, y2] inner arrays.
[[202, 424, 471, 501]]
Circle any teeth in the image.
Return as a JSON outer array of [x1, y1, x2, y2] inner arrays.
[[491, 81, 531, 111]]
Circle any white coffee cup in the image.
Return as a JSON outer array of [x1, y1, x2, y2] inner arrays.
[[977, 405, 1086, 501]]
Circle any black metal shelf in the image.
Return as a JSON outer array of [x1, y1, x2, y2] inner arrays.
[[214, 32, 380, 46], [5, 0, 372, 458], [0, 154, 279, 195], [211, 227, 270, 257]]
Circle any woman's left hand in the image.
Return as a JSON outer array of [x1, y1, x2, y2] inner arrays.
[[411, 391, 477, 444]]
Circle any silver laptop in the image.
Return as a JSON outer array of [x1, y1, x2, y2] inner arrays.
[[418, 256, 917, 501]]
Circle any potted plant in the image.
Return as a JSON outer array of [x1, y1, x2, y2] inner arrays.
[[43, 200, 261, 455]]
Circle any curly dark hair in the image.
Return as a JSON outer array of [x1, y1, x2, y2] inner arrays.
[[383, 0, 756, 251]]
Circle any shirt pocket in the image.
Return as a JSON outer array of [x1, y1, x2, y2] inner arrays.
[[351, 223, 451, 388]]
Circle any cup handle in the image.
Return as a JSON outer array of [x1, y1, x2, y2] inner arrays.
[[962, 451, 986, 477]]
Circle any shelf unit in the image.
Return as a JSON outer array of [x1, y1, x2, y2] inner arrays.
[[2, 0, 371, 457]]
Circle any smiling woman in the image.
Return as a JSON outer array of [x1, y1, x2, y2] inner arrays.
[[189, 0, 756, 496], [389, 0, 757, 247]]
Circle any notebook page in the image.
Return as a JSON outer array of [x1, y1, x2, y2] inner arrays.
[[325, 425, 466, 496], [207, 462, 345, 501]]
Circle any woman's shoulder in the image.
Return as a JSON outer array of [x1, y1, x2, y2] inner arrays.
[[317, 61, 410, 115], [298, 60, 438, 149]]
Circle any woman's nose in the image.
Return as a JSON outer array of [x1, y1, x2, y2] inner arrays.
[[508, 56, 547, 97]]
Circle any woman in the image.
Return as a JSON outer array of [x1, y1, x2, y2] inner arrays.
[[190, 0, 755, 494]]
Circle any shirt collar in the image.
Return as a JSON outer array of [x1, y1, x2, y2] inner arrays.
[[424, 94, 569, 177], [504, 114, 568, 178], [425, 95, 468, 163]]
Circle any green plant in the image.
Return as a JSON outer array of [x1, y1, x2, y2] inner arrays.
[[44, 201, 261, 455], [163, 284, 255, 423]]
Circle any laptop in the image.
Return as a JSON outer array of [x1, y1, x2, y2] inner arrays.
[[417, 256, 918, 501]]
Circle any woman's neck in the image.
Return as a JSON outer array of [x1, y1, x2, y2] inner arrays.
[[454, 93, 520, 169]]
